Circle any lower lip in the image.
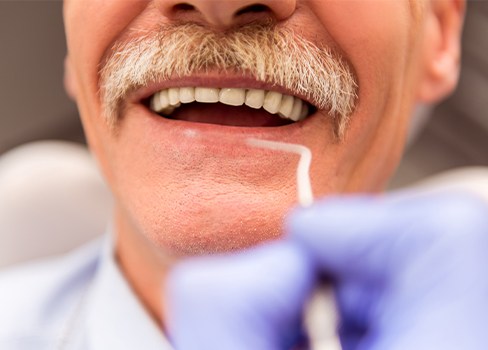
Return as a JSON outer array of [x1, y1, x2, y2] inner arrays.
[[119, 103, 328, 187]]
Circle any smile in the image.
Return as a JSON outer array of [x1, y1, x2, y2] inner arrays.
[[148, 86, 315, 127]]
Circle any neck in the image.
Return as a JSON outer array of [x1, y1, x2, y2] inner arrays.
[[114, 210, 176, 329]]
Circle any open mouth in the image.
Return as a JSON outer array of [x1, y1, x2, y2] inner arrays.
[[147, 87, 316, 127]]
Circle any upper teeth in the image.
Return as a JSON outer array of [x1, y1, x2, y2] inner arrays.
[[150, 87, 310, 122]]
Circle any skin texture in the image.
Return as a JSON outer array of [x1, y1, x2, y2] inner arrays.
[[63, 0, 464, 326]]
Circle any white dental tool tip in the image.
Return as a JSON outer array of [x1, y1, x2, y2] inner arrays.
[[246, 138, 314, 207], [246, 137, 342, 350], [305, 285, 342, 350]]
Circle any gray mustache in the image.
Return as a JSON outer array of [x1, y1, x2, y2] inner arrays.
[[100, 22, 358, 137]]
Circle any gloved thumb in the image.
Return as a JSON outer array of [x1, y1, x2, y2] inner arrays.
[[164, 242, 315, 350]]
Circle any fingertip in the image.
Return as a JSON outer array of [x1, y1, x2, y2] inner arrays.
[[284, 203, 321, 236], [284, 195, 389, 276], [285, 195, 378, 239]]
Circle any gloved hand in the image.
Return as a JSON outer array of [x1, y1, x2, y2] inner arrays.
[[164, 192, 488, 350], [164, 241, 314, 350]]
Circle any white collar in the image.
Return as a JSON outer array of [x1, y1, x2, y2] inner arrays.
[[83, 234, 173, 350]]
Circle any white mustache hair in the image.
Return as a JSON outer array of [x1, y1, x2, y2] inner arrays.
[[100, 22, 358, 137]]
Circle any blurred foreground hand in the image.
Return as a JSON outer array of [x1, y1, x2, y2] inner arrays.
[[165, 192, 488, 350]]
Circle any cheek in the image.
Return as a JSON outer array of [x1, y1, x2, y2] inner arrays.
[[64, 0, 148, 124], [65, 1, 143, 85], [309, 1, 415, 191], [313, 0, 412, 94], [65, 0, 148, 70], [64, 0, 149, 183]]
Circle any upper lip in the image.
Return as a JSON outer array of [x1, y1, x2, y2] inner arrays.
[[128, 72, 318, 108]]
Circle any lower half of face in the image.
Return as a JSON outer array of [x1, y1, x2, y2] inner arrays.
[[66, 0, 422, 256], [97, 90, 412, 255]]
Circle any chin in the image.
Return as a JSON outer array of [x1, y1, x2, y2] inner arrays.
[[121, 188, 297, 257], [152, 216, 283, 256]]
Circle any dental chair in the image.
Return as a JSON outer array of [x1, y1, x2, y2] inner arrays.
[[0, 141, 112, 268]]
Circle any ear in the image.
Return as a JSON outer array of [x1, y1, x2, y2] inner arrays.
[[64, 56, 77, 101], [416, 0, 466, 103]]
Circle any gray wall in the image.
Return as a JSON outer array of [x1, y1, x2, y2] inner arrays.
[[0, 1, 82, 154], [391, 1, 488, 187]]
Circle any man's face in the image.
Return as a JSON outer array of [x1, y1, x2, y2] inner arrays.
[[63, 0, 460, 255]]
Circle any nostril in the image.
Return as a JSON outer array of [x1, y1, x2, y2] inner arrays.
[[173, 3, 196, 12], [165, 1, 283, 28], [235, 4, 270, 16]]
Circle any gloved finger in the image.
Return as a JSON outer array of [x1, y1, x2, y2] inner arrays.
[[164, 241, 314, 350], [287, 192, 488, 350], [286, 192, 488, 282]]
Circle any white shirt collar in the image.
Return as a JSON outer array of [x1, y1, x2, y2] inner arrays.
[[83, 234, 173, 350]]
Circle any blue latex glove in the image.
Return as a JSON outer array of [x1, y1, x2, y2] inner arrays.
[[165, 192, 488, 350]]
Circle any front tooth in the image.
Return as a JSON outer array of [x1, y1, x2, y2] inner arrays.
[[151, 93, 162, 112], [299, 104, 309, 120], [289, 98, 303, 121], [180, 87, 195, 104], [278, 95, 295, 119], [159, 90, 170, 110], [195, 87, 219, 103], [245, 89, 265, 109], [168, 88, 180, 106], [263, 91, 283, 114], [219, 88, 246, 106]]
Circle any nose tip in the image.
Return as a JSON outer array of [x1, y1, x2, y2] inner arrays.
[[159, 0, 296, 29]]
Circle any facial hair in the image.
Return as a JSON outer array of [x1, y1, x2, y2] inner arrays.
[[100, 22, 358, 137]]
